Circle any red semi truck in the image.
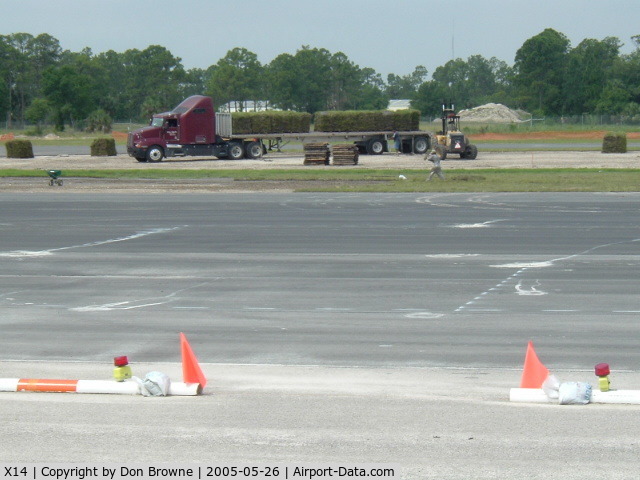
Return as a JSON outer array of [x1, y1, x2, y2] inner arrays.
[[127, 95, 433, 162]]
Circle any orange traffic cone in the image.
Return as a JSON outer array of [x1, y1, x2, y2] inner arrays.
[[180, 332, 207, 389], [520, 341, 549, 388]]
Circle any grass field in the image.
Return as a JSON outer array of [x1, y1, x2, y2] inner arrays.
[[1, 168, 638, 192]]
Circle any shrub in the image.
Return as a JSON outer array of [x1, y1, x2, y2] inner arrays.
[[602, 132, 627, 153], [86, 109, 113, 133], [5, 139, 34, 158], [90, 138, 117, 156]]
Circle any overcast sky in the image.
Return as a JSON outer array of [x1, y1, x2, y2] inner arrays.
[[2, 0, 639, 78]]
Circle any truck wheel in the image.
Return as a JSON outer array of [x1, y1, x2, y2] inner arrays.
[[146, 145, 164, 162], [366, 138, 385, 155], [228, 142, 244, 160], [413, 136, 429, 154], [136, 157, 147, 162], [245, 141, 263, 159]]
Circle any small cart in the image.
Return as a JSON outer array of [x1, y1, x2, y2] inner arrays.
[[47, 170, 63, 186]]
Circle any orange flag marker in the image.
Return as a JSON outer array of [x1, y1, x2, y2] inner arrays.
[[520, 341, 549, 388], [180, 332, 207, 389]]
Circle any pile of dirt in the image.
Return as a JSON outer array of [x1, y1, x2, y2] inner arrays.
[[458, 103, 529, 123]]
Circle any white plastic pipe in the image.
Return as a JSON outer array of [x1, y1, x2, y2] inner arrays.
[[509, 388, 554, 403], [591, 390, 640, 404], [510, 388, 640, 405], [0, 378, 201, 396]]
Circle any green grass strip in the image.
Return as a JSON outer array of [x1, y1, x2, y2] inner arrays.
[[1, 168, 639, 192]]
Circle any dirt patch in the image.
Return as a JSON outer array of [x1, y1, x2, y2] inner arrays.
[[111, 131, 128, 140], [471, 131, 640, 141]]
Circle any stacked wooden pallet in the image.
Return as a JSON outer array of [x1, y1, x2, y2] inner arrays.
[[303, 143, 330, 165], [331, 144, 359, 165]]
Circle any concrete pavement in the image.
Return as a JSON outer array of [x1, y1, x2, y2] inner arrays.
[[1, 361, 640, 479]]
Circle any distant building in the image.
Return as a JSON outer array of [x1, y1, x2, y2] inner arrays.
[[387, 99, 412, 111], [219, 100, 278, 112]]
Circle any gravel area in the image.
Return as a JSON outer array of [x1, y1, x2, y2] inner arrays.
[[1, 150, 638, 193]]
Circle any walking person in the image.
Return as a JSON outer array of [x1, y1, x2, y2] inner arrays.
[[425, 148, 445, 181]]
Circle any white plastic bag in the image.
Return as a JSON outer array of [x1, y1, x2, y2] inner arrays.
[[542, 374, 561, 400], [558, 382, 592, 405], [138, 371, 171, 397]]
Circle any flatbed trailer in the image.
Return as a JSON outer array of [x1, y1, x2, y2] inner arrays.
[[226, 131, 432, 157]]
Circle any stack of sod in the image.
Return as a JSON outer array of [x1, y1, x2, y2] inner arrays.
[[5, 139, 34, 158], [232, 111, 312, 134], [314, 110, 420, 132], [602, 132, 627, 153], [90, 138, 117, 156]]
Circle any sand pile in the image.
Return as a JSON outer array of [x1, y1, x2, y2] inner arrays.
[[458, 103, 529, 123]]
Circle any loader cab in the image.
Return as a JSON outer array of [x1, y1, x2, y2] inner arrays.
[[441, 108, 461, 135]]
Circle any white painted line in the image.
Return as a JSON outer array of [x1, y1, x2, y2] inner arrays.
[[543, 309, 579, 312], [451, 219, 506, 229], [403, 312, 445, 319], [71, 301, 168, 312], [70, 282, 208, 312], [0, 226, 186, 258], [424, 254, 481, 258], [492, 261, 553, 269], [456, 236, 640, 313], [515, 280, 547, 296]]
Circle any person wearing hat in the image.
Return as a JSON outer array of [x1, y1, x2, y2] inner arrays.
[[425, 148, 445, 181]]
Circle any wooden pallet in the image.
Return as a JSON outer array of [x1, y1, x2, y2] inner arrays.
[[303, 143, 330, 165], [332, 144, 359, 165]]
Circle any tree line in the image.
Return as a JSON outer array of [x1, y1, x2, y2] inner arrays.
[[1, 28, 639, 130]]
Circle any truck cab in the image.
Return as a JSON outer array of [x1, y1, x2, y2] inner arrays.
[[127, 96, 223, 162]]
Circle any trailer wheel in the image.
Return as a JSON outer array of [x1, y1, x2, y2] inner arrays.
[[413, 136, 429, 155], [366, 138, 385, 155], [228, 142, 244, 160], [245, 141, 263, 159], [146, 145, 164, 162]]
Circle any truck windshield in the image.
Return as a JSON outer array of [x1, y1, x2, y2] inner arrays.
[[150, 117, 164, 127]]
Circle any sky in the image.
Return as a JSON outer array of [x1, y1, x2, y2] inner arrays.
[[2, 0, 639, 79]]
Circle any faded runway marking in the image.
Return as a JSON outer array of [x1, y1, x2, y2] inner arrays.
[[0, 226, 186, 258]]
